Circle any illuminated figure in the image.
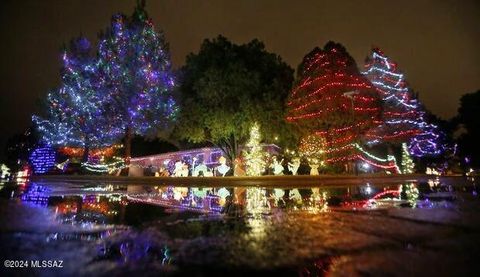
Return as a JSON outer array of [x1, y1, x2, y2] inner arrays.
[[216, 156, 230, 177], [271, 156, 284, 175], [287, 157, 301, 175]]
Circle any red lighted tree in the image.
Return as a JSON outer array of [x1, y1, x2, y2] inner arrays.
[[286, 42, 382, 169]]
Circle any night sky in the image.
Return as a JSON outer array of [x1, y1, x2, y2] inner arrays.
[[1, 0, 479, 155]]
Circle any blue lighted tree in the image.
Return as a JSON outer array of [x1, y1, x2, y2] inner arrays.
[[97, 1, 178, 161], [33, 37, 122, 162]]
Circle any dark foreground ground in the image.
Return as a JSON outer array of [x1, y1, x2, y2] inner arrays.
[[0, 179, 479, 276]]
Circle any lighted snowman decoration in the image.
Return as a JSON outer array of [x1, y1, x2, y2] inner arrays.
[[216, 156, 230, 177]]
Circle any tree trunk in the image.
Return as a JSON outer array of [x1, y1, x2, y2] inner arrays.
[[387, 143, 395, 156], [82, 135, 90, 163], [212, 135, 239, 176], [124, 126, 133, 164], [82, 144, 89, 163]]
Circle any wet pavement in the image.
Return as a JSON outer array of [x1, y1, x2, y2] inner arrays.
[[0, 178, 479, 276]]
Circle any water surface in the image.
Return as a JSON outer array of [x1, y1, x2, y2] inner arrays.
[[1, 177, 479, 276]]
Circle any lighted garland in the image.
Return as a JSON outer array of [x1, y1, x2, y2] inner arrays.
[[81, 156, 125, 173]]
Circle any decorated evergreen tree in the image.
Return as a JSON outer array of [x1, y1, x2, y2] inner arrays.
[[33, 37, 122, 161], [243, 122, 267, 176], [363, 48, 444, 158], [401, 142, 414, 173], [97, 1, 178, 161], [287, 42, 398, 172], [408, 119, 444, 157], [363, 48, 422, 145]]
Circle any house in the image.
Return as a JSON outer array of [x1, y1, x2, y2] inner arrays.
[[129, 144, 280, 177]]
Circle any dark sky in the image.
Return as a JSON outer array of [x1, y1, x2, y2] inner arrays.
[[1, 0, 479, 155]]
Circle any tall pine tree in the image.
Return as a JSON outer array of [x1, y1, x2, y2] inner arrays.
[[286, 42, 382, 168], [33, 37, 122, 161], [363, 48, 444, 158], [97, 1, 178, 161], [363, 48, 422, 145]]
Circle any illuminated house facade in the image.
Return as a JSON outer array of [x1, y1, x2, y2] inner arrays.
[[129, 144, 281, 176]]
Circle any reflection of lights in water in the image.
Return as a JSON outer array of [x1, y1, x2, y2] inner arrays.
[[247, 215, 268, 240], [308, 190, 328, 213], [246, 188, 268, 213], [127, 186, 224, 213], [21, 184, 50, 206], [365, 184, 372, 195], [400, 183, 419, 207]]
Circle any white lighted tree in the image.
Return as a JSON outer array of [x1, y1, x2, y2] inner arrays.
[[243, 122, 267, 176]]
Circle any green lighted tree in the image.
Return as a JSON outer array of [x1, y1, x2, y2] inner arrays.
[[401, 142, 414, 173]]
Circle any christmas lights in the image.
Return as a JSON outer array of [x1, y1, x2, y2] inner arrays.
[[286, 42, 381, 167], [29, 146, 56, 174], [33, 2, 178, 161], [243, 123, 268, 176], [81, 156, 125, 173], [363, 48, 423, 145], [363, 48, 444, 157], [33, 37, 123, 154], [401, 143, 414, 173], [97, 3, 179, 159], [298, 134, 326, 164]]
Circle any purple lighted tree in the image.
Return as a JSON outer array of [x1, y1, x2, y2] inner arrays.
[[97, 1, 178, 161]]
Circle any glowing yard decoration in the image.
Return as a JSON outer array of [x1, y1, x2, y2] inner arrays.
[[81, 156, 125, 173], [298, 134, 326, 164], [0, 164, 10, 179], [287, 157, 301, 175], [243, 122, 267, 176], [216, 156, 231, 176], [271, 156, 284, 175], [401, 143, 414, 174], [29, 146, 56, 174]]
